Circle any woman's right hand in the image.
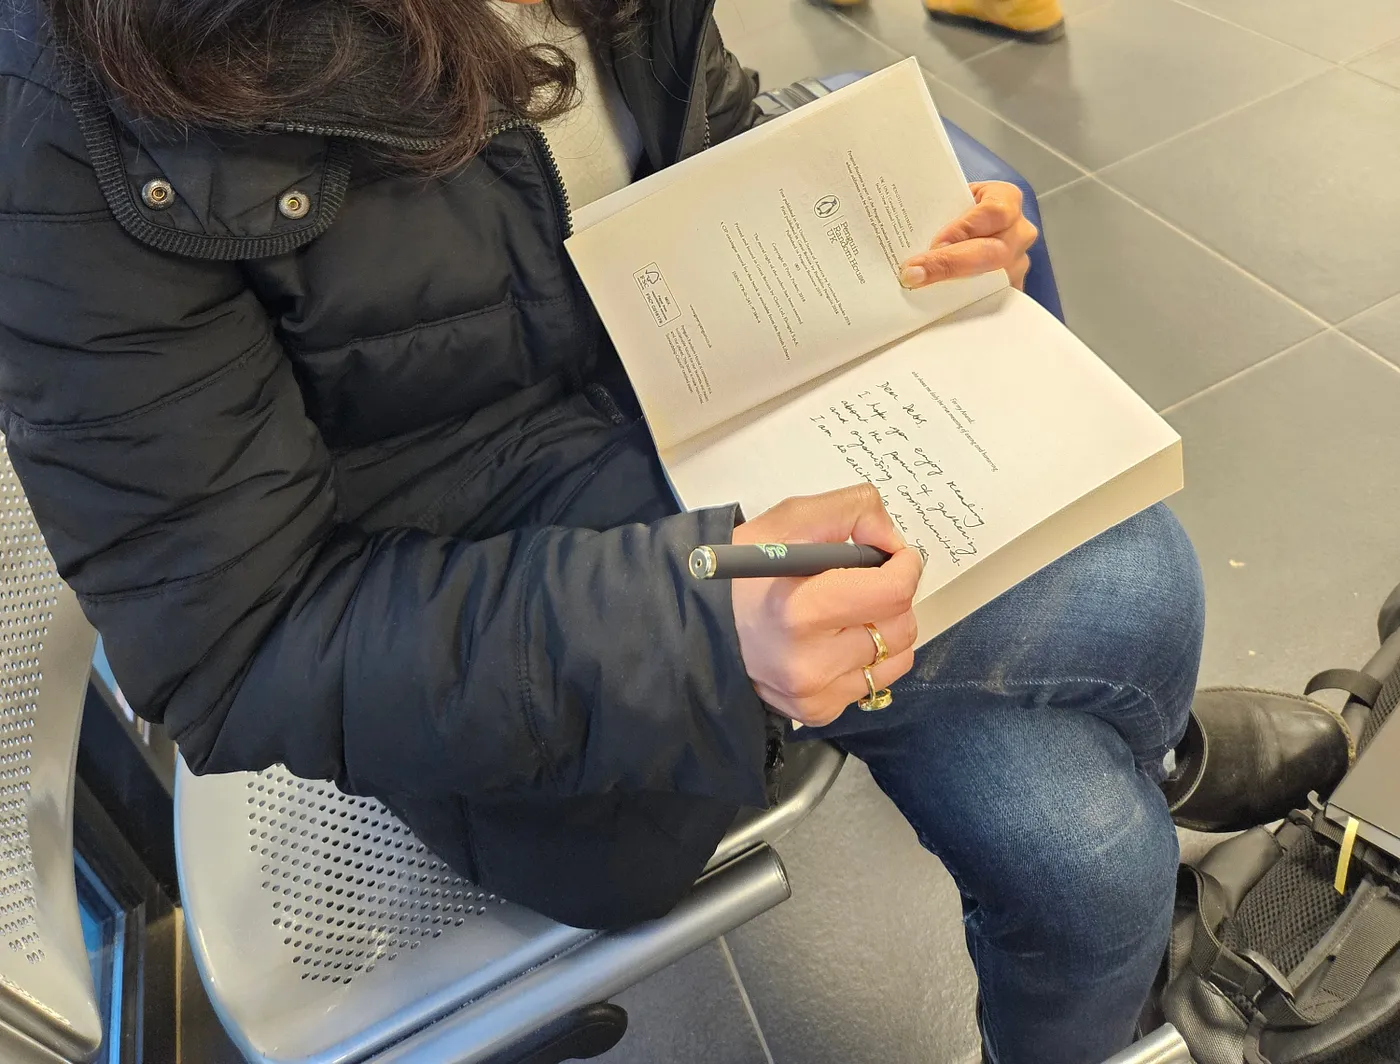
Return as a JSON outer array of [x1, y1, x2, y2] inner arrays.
[[730, 484, 924, 728]]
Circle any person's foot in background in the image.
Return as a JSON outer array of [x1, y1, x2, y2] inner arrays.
[[922, 0, 1066, 42]]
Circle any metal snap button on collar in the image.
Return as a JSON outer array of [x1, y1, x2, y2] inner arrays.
[[278, 190, 311, 220], [141, 178, 174, 210]]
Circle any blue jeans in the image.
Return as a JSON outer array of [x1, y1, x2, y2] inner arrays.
[[801, 504, 1204, 1064]]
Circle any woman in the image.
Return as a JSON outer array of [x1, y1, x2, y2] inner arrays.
[[0, 0, 1203, 1057]]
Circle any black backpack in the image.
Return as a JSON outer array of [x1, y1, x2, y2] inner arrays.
[[1152, 593, 1400, 1064]]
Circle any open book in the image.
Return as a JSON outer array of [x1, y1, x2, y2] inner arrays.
[[565, 58, 1182, 646]]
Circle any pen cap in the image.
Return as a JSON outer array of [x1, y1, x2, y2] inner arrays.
[[689, 546, 718, 579]]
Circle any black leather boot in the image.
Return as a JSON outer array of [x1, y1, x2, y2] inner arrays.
[[1164, 687, 1354, 833]]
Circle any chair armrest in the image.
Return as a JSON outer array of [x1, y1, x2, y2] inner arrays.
[[370, 846, 791, 1064], [1098, 1025, 1192, 1064], [705, 739, 845, 873]]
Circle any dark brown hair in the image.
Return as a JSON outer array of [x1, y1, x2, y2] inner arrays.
[[49, 0, 643, 173]]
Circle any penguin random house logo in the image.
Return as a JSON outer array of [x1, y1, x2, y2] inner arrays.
[[813, 194, 840, 219]]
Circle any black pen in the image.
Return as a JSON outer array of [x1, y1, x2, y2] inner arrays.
[[689, 542, 892, 580]]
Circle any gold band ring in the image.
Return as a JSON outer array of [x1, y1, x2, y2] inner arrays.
[[858, 666, 893, 712], [864, 622, 889, 667]]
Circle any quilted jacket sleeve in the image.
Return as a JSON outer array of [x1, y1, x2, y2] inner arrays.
[[0, 76, 769, 809]]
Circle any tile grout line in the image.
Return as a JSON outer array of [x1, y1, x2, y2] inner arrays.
[[1337, 292, 1400, 331], [836, 0, 1324, 212], [1345, 32, 1400, 65], [814, 0, 1400, 397], [1159, 324, 1400, 418], [1337, 330, 1400, 377], [1038, 172, 1096, 199], [818, 7, 906, 62], [1157, 333, 1318, 417], [718, 935, 778, 1064], [1087, 67, 1330, 180], [825, 5, 932, 55], [1089, 178, 1332, 328], [842, 0, 1328, 196], [1348, 66, 1400, 95], [919, 71, 1094, 178], [825, 6, 1094, 181], [1166, 0, 1346, 66]]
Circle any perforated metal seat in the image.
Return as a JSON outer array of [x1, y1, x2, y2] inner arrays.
[[0, 438, 103, 1064], [177, 736, 843, 1063]]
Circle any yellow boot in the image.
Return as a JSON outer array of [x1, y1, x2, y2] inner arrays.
[[924, 0, 1065, 41]]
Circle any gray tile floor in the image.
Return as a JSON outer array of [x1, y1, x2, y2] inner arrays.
[[595, 1, 1400, 1061]]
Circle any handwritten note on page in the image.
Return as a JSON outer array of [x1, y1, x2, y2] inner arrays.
[[661, 289, 1182, 644]]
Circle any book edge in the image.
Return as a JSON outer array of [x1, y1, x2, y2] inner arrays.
[[911, 436, 1184, 645]]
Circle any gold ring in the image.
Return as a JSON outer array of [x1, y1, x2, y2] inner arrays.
[[858, 666, 893, 712], [864, 622, 888, 666]]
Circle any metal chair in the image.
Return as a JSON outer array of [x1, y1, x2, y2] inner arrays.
[[0, 436, 102, 1064], [177, 751, 1191, 1064], [176, 737, 845, 1063]]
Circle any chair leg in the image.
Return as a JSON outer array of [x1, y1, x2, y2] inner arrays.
[[484, 1003, 629, 1064]]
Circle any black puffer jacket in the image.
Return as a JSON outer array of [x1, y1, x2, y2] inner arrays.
[[0, 0, 772, 926]]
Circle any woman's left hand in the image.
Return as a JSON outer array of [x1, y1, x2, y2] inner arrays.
[[898, 181, 1038, 292]]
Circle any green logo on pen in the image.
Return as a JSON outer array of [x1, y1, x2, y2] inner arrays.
[[757, 544, 788, 559]]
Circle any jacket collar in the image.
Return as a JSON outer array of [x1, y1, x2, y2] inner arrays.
[[69, 75, 355, 261], [64, 0, 716, 259]]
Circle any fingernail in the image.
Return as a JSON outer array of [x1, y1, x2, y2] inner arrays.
[[899, 265, 926, 288]]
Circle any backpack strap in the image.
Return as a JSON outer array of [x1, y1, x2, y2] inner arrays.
[[1183, 865, 1294, 1004], [1306, 668, 1383, 708], [1187, 821, 1400, 1063], [1244, 1015, 1273, 1064], [1256, 883, 1400, 1029]]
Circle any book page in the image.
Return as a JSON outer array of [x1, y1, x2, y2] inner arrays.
[[565, 59, 1007, 451], [661, 289, 1182, 643]]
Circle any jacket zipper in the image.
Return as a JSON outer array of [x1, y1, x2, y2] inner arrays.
[[677, 0, 721, 164], [263, 120, 446, 153], [484, 118, 575, 239]]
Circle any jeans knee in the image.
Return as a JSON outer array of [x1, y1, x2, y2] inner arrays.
[[1072, 505, 1204, 741], [983, 779, 1178, 961], [1100, 505, 1202, 639]]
